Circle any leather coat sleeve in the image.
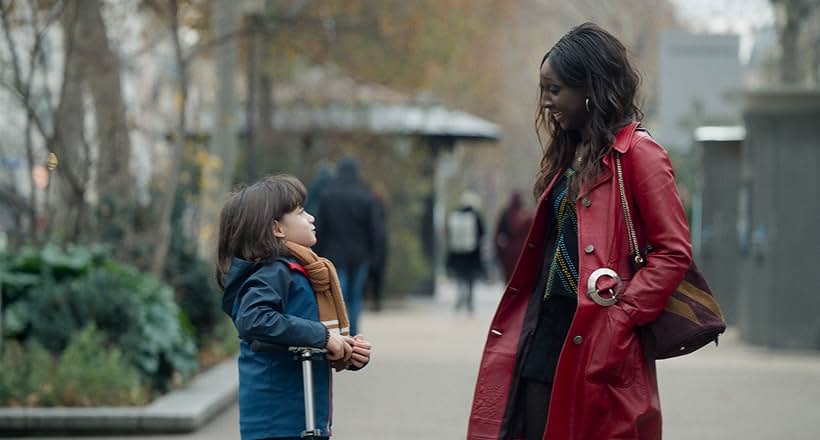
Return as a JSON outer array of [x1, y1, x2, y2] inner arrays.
[[618, 136, 693, 326], [234, 264, 327, 348]]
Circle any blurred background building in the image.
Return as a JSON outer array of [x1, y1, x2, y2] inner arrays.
[[656, 31, 742, 150]]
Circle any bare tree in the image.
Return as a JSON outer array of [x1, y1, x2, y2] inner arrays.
[[772, 0, 820, 83], [0, 0, 72, 243], [74, 0, 136, 244], [53, 0, 93, 241], [146, 0, 188, 276], [0, 0, 40, 239], [199, 0, 240, 257], [2, 0, 146, 249]]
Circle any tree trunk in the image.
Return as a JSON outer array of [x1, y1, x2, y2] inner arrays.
[[74, 0, 135, 246], [773, 0, 820, 84], [257, 73, 273, 167], [199, 0, 240, 258], [253, 16, 273, 178], [780, 11, 801, 83], [51, 1, 91, 242], [151, 0, 187, 276], [814, 33, 820, 84], [244, 14, 266, 182]]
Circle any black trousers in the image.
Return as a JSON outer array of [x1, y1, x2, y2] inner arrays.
[[454, 276, 476, 312], [522, 379, 553, 440]]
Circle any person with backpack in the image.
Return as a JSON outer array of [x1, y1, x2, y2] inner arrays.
[[446, 191, 485, 314]]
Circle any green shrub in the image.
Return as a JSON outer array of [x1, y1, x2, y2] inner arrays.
[[163, 231, 223, 348], [77, 263, 198, 391], [0, 340, 54, 406], [198, 316, 240, 368], [216, 316, 240, 355], [1, 245, 197, 393], [138, 172, 225, 349], [0, 325, 148, 407], [54, 324, 147, 406]]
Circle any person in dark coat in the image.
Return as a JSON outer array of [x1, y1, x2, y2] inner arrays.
[[366, 190, 388, 312], [305, 162, 335, 218], [446, 191, 485, 314], [494, 191, 534, 283], [315, 157, 386, 335]]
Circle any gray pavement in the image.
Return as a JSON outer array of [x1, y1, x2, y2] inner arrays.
[[6, 279, 820, 439]]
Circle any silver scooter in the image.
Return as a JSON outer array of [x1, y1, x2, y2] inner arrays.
[[251, 340, 327, 439]]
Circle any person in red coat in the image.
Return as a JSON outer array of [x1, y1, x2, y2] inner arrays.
[[494, 191, 534, 283], [467, 23, 692, 440]]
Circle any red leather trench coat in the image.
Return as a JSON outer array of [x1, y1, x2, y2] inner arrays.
[[467, 122, 692, 440]]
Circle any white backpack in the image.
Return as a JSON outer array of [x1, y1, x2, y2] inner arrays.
[[448, 210, 478, 253]]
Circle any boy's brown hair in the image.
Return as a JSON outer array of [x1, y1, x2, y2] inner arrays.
[[216, 175, 307, 288]]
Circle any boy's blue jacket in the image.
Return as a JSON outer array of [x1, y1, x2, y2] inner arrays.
[[222, 257, 332, 439]]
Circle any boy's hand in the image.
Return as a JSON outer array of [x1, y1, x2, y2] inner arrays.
[[326, 333, 353, 361], [348, 334, 372, 369]]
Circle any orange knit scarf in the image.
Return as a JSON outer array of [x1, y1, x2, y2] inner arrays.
[[285, 241, 351, 337]]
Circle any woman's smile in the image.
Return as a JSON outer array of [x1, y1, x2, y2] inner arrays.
[[550, 110, 564, 126]]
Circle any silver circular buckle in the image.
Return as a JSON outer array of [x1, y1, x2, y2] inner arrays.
[[586, 268, 622, 307]]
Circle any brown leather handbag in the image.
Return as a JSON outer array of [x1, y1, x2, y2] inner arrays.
[[615, 152, 727, 359]]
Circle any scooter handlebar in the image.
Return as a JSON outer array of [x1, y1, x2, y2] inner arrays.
[[249, 340, 327, 355]]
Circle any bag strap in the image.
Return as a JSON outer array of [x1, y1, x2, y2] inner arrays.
[[614, 152, 645, 268]]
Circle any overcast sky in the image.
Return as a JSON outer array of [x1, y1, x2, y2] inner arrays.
[[669, 0, 775, 62]]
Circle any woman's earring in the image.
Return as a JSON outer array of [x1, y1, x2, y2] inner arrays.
[[585, 97, 591, 113]]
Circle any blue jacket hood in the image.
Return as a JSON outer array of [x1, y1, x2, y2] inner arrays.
[[221, 257, 259, 317]]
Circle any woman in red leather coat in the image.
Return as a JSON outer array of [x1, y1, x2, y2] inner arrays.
[[467, 23, 692, 440]]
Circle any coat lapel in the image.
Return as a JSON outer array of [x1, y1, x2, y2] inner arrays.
[[578, 121, 640, 199]]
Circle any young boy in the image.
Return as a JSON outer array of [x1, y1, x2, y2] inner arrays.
[[217, 175, 372, 439]]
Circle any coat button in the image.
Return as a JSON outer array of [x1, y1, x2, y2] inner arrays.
[[581, 198, 592, 207], [527, 242, 536, 249], [572, 335, 583, 345], [584, 245, 595, 254]]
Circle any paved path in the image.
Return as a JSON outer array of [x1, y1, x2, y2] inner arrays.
[[9, 280, 820, 439]]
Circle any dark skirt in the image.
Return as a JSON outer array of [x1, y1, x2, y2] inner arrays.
[[519, 294, 577, 383]]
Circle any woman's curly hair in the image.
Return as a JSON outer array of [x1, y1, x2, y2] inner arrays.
[[533, 22, 644, 199]]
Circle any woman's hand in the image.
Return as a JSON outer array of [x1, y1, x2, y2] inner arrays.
[[326, 333, 353, 361], [347, 335, 372, 369]]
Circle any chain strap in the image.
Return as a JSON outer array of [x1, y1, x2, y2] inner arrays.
[[615, 152, 644, 267]]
